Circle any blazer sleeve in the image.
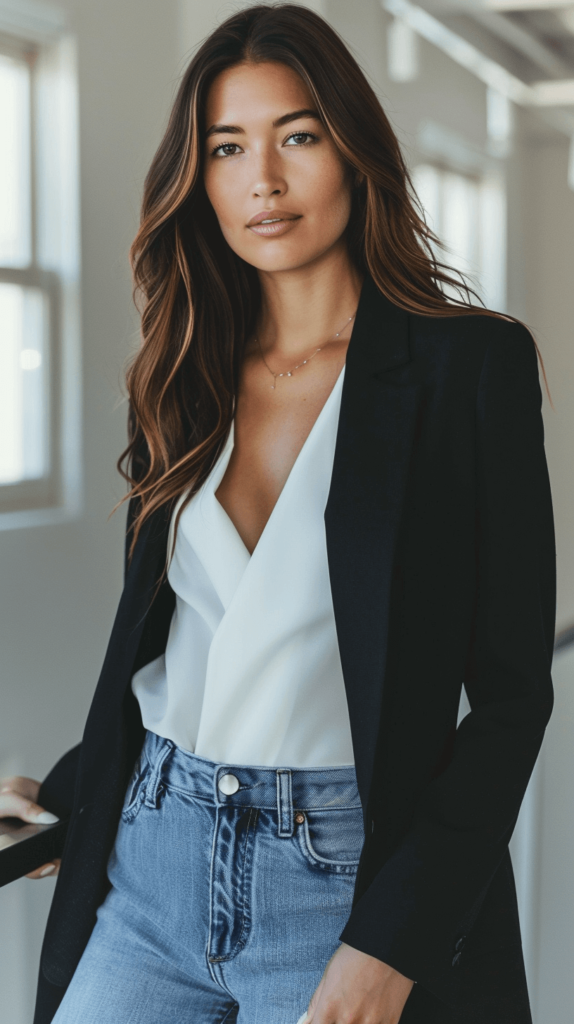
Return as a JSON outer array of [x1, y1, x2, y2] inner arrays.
[[339, 323, 556, 998], [124, 494, 140, 583], [39, 743, 82, 823]]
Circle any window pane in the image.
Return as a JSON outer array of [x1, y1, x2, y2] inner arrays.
[[479, 175, 507, 312], [0, 54, 31, 267], [0, 284, 48, 484], [441, 171, 479, 274], [414, 163, 487, 301], [412, 163, 441, 235]]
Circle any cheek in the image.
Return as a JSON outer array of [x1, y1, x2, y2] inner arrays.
[[307, 163, 352, 235], [203, 169, 241, 238], [203, 155, 353, 266]]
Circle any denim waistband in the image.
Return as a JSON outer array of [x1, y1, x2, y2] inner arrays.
[[140, 731, 361, 838]]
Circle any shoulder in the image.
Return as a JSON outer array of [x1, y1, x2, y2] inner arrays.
[[409, 307, 533, 352], [407, 308, 537, 385]]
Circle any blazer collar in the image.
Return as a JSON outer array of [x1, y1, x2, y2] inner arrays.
[[348, 273, 411, 376]]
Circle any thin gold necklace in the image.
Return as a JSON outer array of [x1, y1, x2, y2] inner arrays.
[[256, 312, 356, 390]]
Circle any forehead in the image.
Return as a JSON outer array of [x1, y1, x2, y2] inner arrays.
[[205, 61, 313, 127]]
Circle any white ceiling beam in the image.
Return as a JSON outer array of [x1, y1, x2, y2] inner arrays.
[[530, 78, 574, 102], [483, 1, 574, 11], [471, 9, 572, 77], [383, 0, 574, 131], [416, 2, 574, 74], [384, 0, 532, 100]]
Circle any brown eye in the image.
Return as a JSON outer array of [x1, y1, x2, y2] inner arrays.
[[213, 143, 241, 157], [284, 132, 316, 146]]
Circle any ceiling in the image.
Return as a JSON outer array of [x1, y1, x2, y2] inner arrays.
[[416, 1, 574, 83]]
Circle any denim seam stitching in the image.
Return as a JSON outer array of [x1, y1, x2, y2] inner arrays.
[[151, 784, 361, 813], [208, 806, 259, 963], [218, 1000, 240, 1024], [144, 740, 174, 809], [207, 802, 220, 975], [120, 761, 150, 824], [277, 769, 294, 837], [209, 960, 240, 1001], [229, 805, 258, 957], [297, 818, 362, 873]]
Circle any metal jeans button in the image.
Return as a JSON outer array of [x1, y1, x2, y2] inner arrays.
[[218, 773, 240, 795]]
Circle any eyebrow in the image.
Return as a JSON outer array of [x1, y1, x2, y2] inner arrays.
[[205, 108, 321, 138]]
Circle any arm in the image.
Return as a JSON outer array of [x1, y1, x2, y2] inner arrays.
[[0, 744, 81, 881], [38, 743, 82, 820], [335, 325, 555, 1001]]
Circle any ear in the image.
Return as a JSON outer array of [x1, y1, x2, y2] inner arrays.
[[353, 170, 366, 188]]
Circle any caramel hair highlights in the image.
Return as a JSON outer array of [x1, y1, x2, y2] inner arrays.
[[120, 3, 534, 555]]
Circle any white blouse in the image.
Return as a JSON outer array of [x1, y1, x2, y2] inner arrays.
[[131, 366, 354, 768]]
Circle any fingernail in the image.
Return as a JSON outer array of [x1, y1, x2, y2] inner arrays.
[[35, 811, 59, 824], [296, 1015, 309, 1024], [39, 864, 56, 877]]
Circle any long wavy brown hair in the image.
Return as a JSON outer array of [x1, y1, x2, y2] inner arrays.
[[120, 2, 538, 556]]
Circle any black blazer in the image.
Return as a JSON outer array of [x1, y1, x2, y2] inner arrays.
[[34, 276, 556, 1024]]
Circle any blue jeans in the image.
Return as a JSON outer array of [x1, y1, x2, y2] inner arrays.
[[53, 731, 364, 1024]]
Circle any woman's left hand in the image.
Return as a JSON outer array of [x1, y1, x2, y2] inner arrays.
[[306, 942, 414, 1024]]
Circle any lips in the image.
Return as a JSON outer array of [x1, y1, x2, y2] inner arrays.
[[247, 210, 300, 226]]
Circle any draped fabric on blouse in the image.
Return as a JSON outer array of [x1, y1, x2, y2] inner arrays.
[[131, 366, 354, 768]]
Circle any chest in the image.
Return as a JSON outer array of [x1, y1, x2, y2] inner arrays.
[[215, 357, 346, 553]]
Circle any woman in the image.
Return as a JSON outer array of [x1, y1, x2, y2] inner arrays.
[[0, 5, 555, 1023]]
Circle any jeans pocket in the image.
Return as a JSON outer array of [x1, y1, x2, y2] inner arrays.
[[297, 805, 364, 873], [121, 757, 149, 823]]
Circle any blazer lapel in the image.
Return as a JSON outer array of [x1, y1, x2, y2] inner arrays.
[[325, 276, 421, 808]]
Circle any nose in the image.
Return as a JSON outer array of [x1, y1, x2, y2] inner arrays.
[[252, 146, 287, 200], [254, 181, 284, 200]]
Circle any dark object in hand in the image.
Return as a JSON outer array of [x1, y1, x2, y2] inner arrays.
[[0, 817, 68, 887]]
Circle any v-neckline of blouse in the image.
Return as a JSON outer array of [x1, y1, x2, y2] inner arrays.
[[213, 364, 346, 561]]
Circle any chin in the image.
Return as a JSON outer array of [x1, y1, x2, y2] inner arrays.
[[241, 245, 339, 275]]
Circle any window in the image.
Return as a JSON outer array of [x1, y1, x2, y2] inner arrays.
[[0, 45, 48, 490], [0, 22, 80, 525], [0, 284, 48, 485], [412, 162, 507, 312]]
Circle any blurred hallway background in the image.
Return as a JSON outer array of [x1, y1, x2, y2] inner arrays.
[[0, 0, 573, 1020]]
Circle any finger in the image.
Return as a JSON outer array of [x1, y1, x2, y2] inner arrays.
[[305, 973, 325, 1024], [0, 776, 41, 802], [306, 999, 335, 1024], [0, 790, 58, 825], [26, 859, 61, 880]]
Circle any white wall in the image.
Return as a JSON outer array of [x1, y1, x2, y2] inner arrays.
[[521, 135, 574, 1021], [0, 2, 180, 1020], [522, 136, 574, 631], [535, 645, 574, 1023]]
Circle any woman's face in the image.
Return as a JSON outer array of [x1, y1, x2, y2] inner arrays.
[[203, 61, 353, 274]]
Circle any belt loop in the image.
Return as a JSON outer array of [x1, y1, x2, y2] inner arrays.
[[144, 739, 174, 808], [276, 769, 294, 838]]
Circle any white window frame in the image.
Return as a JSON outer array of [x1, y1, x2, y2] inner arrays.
[[0, 0, 80, 529], [412, 119, 507, 314]]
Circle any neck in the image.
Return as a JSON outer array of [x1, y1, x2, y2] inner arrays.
[[256, 243, 363, 359]]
